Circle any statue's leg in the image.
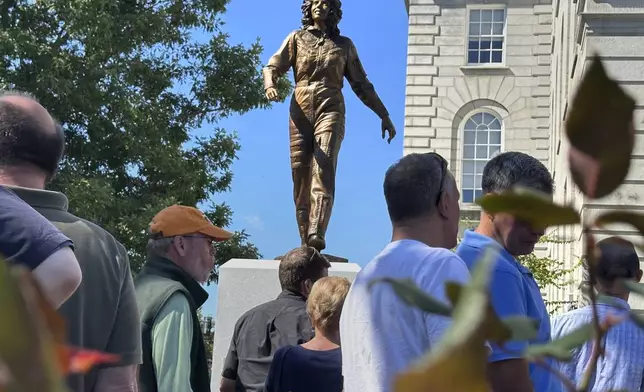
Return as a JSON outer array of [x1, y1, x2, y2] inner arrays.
[[289, 112, 314, 246], [307, 115, 344, 251]]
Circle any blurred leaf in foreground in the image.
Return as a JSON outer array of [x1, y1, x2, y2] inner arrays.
[[0, 261, 67, 392], [595, 211, 644, 239], [369, 278, 453, 317], [394, 248, 498, 392], [565, 56, 636, 199], [524, 323, 594, 361], [476, 187, 580, 229], [60, 347, 120, 374], [623, 280, 644, 297]]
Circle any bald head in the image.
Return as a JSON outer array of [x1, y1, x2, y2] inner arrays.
[[0, 91, 65, 182]]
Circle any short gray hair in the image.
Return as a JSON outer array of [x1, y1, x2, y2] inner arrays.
[[147, 233, 174, 256]]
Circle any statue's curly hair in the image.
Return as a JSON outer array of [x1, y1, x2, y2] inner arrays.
[[301, 0, 343, 37]]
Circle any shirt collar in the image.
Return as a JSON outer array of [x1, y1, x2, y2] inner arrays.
[[277, 289, 306, 302], [462, 230, 532, 275], [597, 295, 631, 310], [3, 185, 69, 211]]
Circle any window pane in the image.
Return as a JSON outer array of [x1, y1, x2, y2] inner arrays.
[[492, 22, 503, 35], [481, 23, 492, 35], [475, 175, 483, 187], [476, 130, 488, 144], [471, 113, 483, 124], [489, 145, 501, 157], [468, 39, 479, 50], [475, 161, 486, 174], [493, 9, 505, 22], [491, 38, 504, 49], [491, 50, 503, 63], [480, 51, 491, 63], [468, 50, 479, 64], [464, 130, 476, 144], [470, 9, 481, 22], [462, 190, 474, 203], [469, 23, 480, 36], [474, 190, 483, 201], [489, 130, 501, 144], [464, 146, 475, 159], [462, 175, 474, 189], [476, 146, 488, 159], [489, 119, 501, 130], [480, 39, 491, 50], [481, 112, 491, 124], [465, 119, 477, 130], [482, 10, 493, 22], [463, 160, 475, 174]]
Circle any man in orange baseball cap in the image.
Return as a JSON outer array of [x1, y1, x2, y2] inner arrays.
[[135, 205, 233, 392]]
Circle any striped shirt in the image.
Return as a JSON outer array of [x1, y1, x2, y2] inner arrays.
[[551, 297, 644, 391]]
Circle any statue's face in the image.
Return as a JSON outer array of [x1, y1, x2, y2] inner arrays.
[[311, 0, 330, 22]]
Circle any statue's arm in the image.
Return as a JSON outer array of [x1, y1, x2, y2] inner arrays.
[[344, 39, 389, 120], [263, 32, 296, 91]]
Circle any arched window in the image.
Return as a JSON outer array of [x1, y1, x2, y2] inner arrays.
[[461, 111, 502, 203]]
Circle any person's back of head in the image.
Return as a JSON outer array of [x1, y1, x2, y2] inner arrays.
[[478, 151, 554, 256], [595, 237, 643, 299], [383, 152, 460, 249], [306, 276, 351, 336], [0, 91, 65, 188], [279, 246, 331, 298]]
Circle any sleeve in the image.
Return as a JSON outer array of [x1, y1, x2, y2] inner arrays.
[[152, 292, 194, 392], [0, 187, 73, 270], [487, 271, 529, 362], [344, 39, 389, 119], [221, 317, 242, 380], [103, 247, 142, 366], [263, 32, 296, 91], [421, 254, 472, 346]]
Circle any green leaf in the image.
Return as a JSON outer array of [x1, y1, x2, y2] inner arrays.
[[476, 187, 580, 229], [368, 278, 453, 317], [501, 316, 540, 342], [565, 56, 636, 199], [629, 310, 644, 330], [595, 211, 644, 239], [524, 323, 594, 361], [394, 248, 499, 392], [623, 280, 644, 297]]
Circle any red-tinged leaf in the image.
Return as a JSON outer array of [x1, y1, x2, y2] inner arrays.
[[63, 347, 120, 374]]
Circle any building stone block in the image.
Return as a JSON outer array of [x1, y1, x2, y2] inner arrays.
[[538, 34, 552, 45], [534, 24, 552, 35], [406, 106, 438, 116], [434, 77, 455, 87], [532, 86, 550, 97], [407, 75, 434, 85], [408, 36, 436, 45], [211, 260, 361, 390], [409, 15, 436, 25], [436, 15, 466, 26], [538, 76, 550, 86], [408, 55, 435, 65], [507, 14, 538, 26], [532, 66, 551, 76], [533, 4, 552, 14], [431, 117, 454, 128], [407, 65, 439, 76], [515, 77, 537, 87], [507, 56, 537, 67], [533, 44, 551, 55], [513, 67, 534, 77], [435, 36, 465, 46], [538, 13, 552, 25], [409, 25, 440, 36], [404, 137, 431, 148], [507, 45, 534, 56], [478, 76, 491, 99], [404, 125, 436, 138], [409, 96, 433, 106], [405, 116, 431, 127], [407, 85, 439, 96], [434, 56, 465, 66], [409, 5, 441, 15], [538, 55, 551, 66], [507, 25, 536, 36], [508, 35, 536, 46], [440, 25, 465, 36]]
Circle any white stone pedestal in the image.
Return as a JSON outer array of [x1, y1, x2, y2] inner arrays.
[[210, 259, 361, 390]]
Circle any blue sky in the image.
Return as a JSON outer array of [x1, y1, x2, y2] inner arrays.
[[200, 1, 409, 316]]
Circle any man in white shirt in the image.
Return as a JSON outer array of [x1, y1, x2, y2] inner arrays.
[[340, 152, 469, 392]]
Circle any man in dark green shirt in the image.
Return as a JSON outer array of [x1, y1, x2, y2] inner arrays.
[[0, 91, 142, 392]]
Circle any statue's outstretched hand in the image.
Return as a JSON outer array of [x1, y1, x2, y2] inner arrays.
[[266, 88, 280, 102], [381, 116, 396, 144]]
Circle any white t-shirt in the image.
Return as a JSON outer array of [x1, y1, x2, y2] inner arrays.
[[340, 239, 471, 392]]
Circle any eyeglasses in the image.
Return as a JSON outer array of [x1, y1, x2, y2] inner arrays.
[[183, 234, 216, 252], [428, 152, 448, 205]]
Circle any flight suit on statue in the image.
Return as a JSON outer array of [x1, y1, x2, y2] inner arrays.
[[263, 27, 391, 251]]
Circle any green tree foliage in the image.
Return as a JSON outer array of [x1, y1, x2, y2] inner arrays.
[[0, 0, 290, 279]]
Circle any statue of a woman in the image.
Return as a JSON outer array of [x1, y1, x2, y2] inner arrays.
[[263, 0, 396, 252]]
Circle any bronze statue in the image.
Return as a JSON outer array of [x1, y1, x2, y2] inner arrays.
[[263, 0, 396, 252]]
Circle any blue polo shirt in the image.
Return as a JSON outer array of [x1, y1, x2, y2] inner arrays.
[[456, 230, 558, 392]]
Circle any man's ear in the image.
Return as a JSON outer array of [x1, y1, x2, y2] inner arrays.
[[437, 191, 450, 219], [173, 236, 187, 257]]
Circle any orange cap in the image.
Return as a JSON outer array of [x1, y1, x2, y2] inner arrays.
[[149, 205, 233, 242]]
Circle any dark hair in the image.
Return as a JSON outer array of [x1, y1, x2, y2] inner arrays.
[[482, 152, 554, 195], [278, 246, 331, 293], [0, 93, 64, 179], [301, 0, 343, 37], [384, 153, 447, 224], [596, 237, 640, 282]]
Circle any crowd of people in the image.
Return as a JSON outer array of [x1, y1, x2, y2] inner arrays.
[[1, 89, 644, 392]]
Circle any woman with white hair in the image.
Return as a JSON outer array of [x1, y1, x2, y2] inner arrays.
[[264, 275, 350, 392]]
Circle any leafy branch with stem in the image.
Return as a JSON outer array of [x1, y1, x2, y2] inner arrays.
[[370, 55, 644, 392]]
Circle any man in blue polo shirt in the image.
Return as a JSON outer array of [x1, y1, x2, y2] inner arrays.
[[456, 152, 557, 392]]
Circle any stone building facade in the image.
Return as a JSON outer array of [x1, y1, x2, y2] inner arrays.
[[403, 0, 644, 311]]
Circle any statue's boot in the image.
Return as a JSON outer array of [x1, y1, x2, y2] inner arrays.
[[307, 234, 326, 252], [296, 208, 310, 247]]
